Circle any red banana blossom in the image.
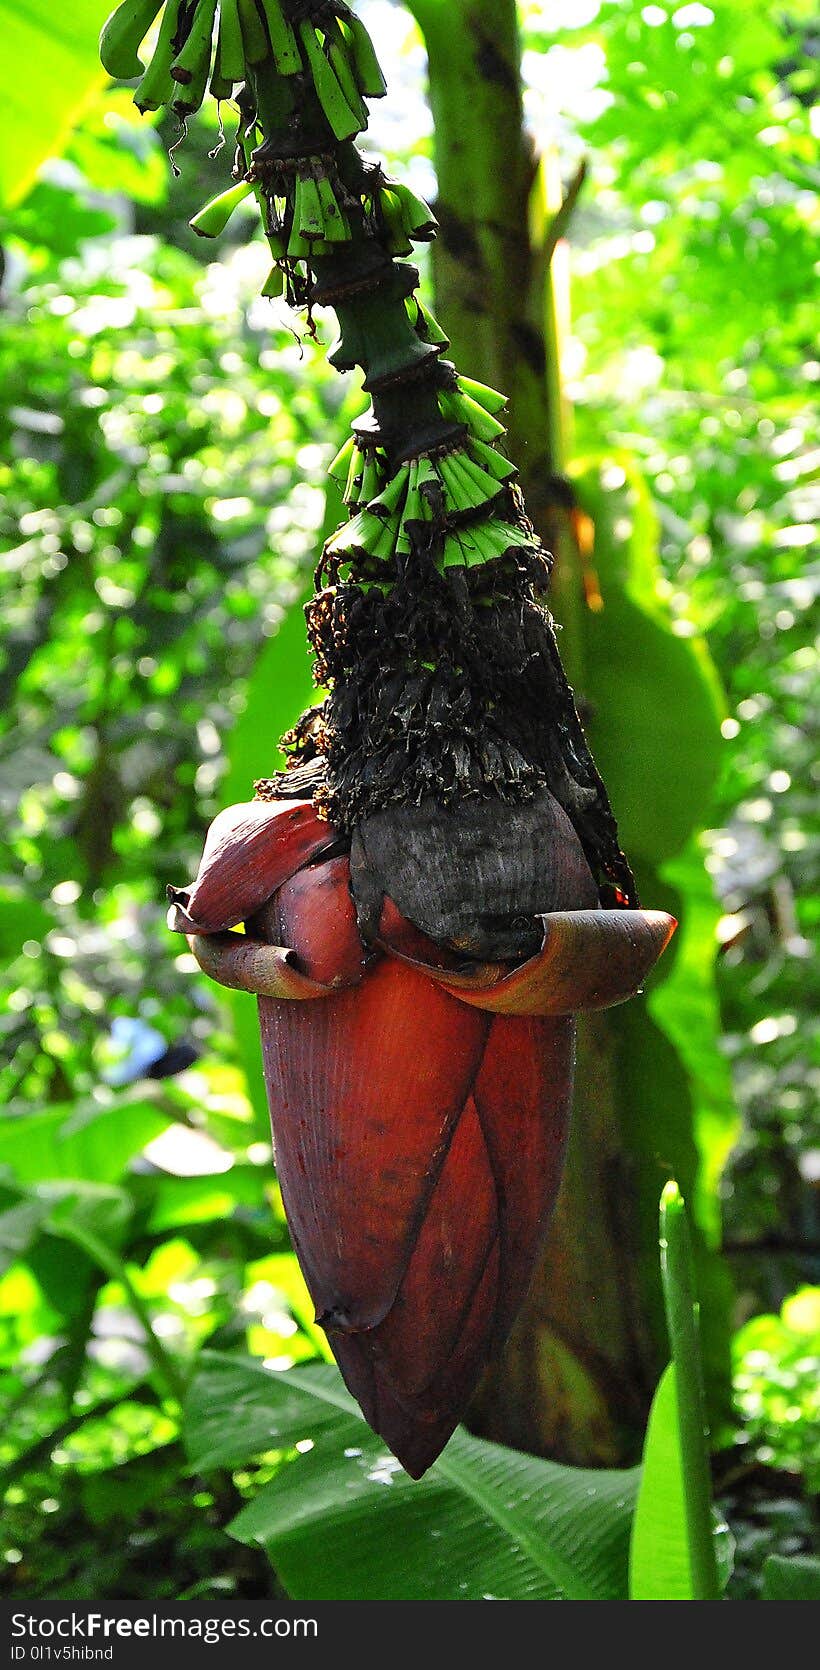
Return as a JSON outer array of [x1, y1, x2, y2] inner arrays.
[[168, 791, 675, 1478]]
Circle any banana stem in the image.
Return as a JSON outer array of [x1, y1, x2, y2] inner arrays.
[[659, 1181, 721, 1601], [56, 1220, 187, 1406]]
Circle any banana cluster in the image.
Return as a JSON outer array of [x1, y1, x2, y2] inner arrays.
[[191, 161, 437, 297], [100, 0, 386, 123], [323, 367, 538, 582]]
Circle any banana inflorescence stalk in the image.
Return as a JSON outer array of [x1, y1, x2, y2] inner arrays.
[[100, 0, 636, 897], [102, 0, 677, 1479]]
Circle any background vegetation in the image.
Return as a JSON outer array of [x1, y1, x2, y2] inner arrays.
[[0, 0, 816, 1600]]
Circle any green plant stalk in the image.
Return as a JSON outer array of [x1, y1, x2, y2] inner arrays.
[[407, 0, 535, 444], [247, 55, 456, 469], [659, 1180, 721, 1600], [57, 1220, 187, 1405]]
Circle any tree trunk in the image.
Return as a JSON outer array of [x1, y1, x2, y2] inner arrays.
[[411, 0, 665, 1466]]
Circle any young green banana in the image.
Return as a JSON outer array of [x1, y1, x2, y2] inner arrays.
[[262, 264, 285, 297], [134, 0, 183, 111], [457, 374, 509, 415], [171, 0, 217, 86], [388, 180, 437, 240], [172, 0, 219, 115], [411, 299, 450, 348], [190, 178, 255, 236], [315, 173, 351, 243], [437, 450, 505, 517], [368, 465, 409, 521], [216, 0, 245, 80], [342, 9, 387, 98], [258, 0, 302, 76], [359, 455, 384, 504], [295, 173, 326, 240], [466, 437, 516, 483], [237, 0, 269, 64], [299, 21, 362, 142], [328, 434, 356, 485], [438, 387, 507, 443], [325, 507, 377, 562], [100, 0, 164, 80], [442, 517, 533, 571], [326, 18, 368, 126], [377, 188, 413, 257]]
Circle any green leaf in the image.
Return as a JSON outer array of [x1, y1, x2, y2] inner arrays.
[[762, 1554, 820, 1602], [0, 2, 109, 206], [630, 1362, 692, 1598], [38, 1180, 132, 1248], [631, 1186, 726, 1600], [0, 1192, 51, 1276], [0, 1098, 170, 1186], [184, 1353, 639, 1601], [575, 457, 724, 864]]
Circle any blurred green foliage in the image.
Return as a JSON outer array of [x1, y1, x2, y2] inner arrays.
[[0, 0, 816, 1601]]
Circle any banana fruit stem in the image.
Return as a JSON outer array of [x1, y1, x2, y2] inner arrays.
[[100, 0, 636, 900]]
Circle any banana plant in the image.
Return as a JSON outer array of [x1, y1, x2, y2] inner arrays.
[[101, 0, 676, 1477]]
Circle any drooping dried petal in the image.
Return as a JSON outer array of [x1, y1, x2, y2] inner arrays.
[[350, 789, 600, 960], [380, 907, 676, 1017], [167, 798, 338, 933], [184, 930, 336, 1000], [257, 959, 490, 1332]]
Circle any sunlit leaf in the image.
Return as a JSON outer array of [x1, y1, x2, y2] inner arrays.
[[0, 2, 109, 206]]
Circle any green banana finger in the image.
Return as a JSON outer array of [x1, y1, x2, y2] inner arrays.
[[389, 180, 437, 239], [438, 388, 507, 443], [378, 189, 413, 256], [216, 0, 245, 80], [369, 465, 409, 520], [297, 173, 326, 240], [133, 0, 182, 111], [359, 456, 383, 504], [344, 10, 387, 98], [258, 0, 303, 75], [172, 0, 218, 114], [438, 451, 497, 516], [326, 19, 368, 124], [466, 437, 516, 482], [299, 22, 363, 141], [371, 514, 399, 563], [171, 0, 217, 83], [328, 434, 356, 484], [326, 507, 377, 561], [457, 373, 508, 414], [457, 451, 509, 500], [287, 224, 313, 260], [346, 456, 366, 505], [411, 299, 450, 347], [265, 227, 287, 260], [262, 264, 285, 297], [442, 518, 534, 569], [209, 50, 235, 100], [237, 0, 269, 64], [100, 0, 164, 80], [403, 463, 430, 525], [190, 178, 254, 236], [315, 173, 350, 243]]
